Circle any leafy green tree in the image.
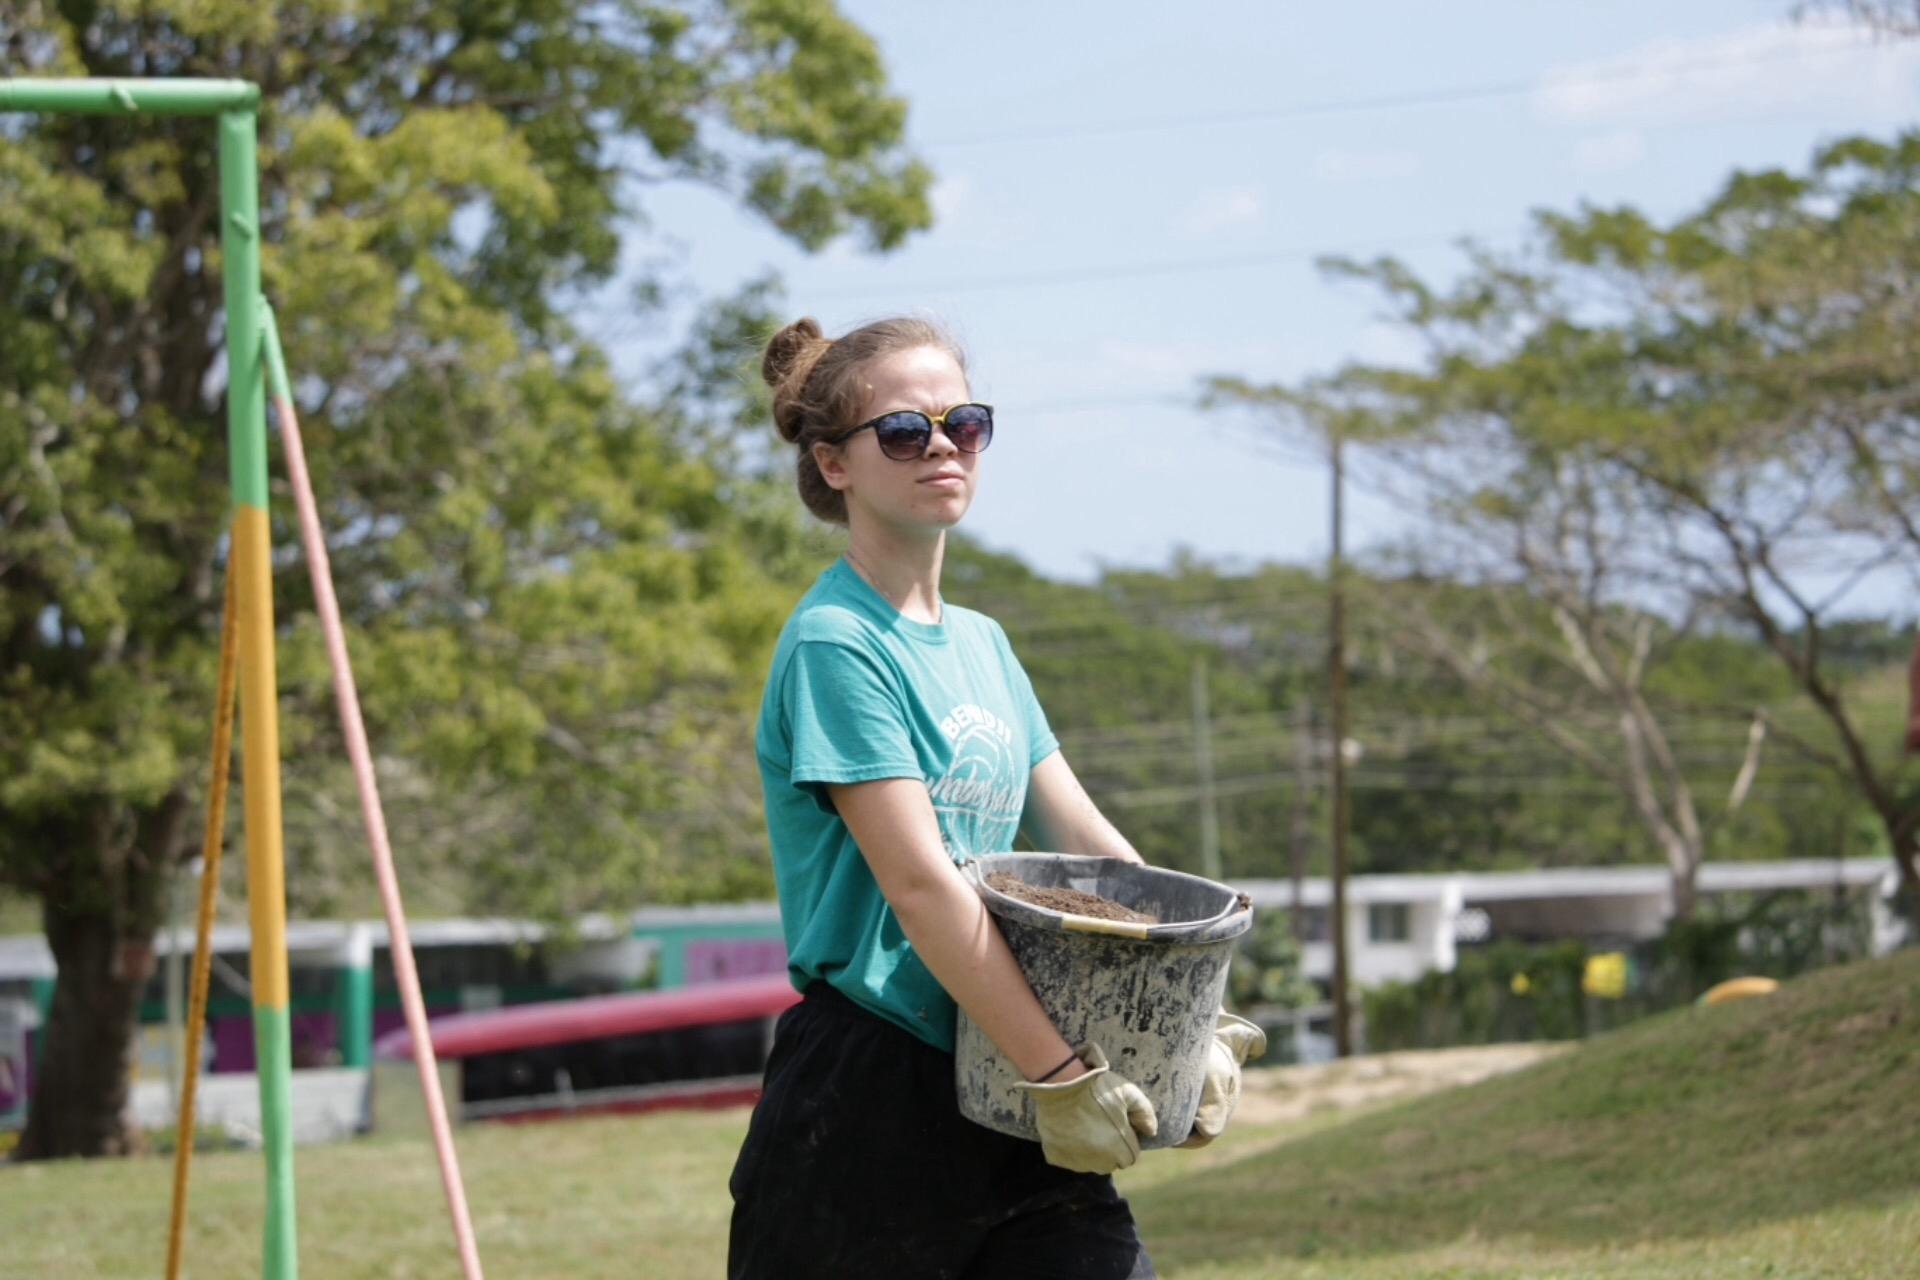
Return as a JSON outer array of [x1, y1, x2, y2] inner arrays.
[[0, 0, 929, 1159], [1209, 133, 1920, 927]]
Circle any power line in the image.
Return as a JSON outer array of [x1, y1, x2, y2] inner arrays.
[[817, 38, 1908, 302], [811, 231, 1472, 300], [919, 37, 1896, 150], [1070, 736, 1824, 775], [1089, 767, 1834, 811]]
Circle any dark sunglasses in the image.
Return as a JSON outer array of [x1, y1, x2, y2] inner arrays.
[[827, 402, 995, 461]]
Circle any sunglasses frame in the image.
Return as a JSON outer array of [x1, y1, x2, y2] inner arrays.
[[826, 402, 995, 460]]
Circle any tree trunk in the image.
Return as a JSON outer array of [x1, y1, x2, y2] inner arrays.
[[14, 792, 188, 1161], [13, 899, 155, 1159], [1668, 857, 1700, 923], [1886, 819, 1920, 938]]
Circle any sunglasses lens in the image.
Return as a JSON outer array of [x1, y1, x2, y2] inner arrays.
[[944, 404, 993, 452], [873, 413, 933, 460]]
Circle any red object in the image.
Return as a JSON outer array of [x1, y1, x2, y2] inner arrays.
[[375, 972, 801, 1061]]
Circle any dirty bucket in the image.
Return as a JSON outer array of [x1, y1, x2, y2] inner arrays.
[[954, 853, 1253, 1149]]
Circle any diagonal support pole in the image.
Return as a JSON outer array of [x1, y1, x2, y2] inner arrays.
[[261, 306, 486, 1280]]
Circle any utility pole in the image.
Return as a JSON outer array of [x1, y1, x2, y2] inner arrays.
[[1328, 422, 1354, 1058], [1191, 656, 1222, 882], [1288, 697, 1312, 941]]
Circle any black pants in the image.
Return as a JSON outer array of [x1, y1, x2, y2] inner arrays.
[[728, 983, 1156, 1280]]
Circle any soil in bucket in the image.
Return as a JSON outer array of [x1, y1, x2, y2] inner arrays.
[[984, 873, 1158, 925]]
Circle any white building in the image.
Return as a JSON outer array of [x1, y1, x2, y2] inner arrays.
[[1241, 858, 1899, 989]]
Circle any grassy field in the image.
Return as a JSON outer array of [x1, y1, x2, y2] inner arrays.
[[8, 948, 1918, 1278]]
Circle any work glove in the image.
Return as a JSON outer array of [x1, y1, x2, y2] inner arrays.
[[1177, 1012, 1268, 1149], [1015, 1043, 1158, 1175]]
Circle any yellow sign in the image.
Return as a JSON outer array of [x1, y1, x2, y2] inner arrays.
[[1583, 952, 1629, 1000]]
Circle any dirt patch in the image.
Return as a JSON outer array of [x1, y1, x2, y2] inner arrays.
[[1233, 1042, 1569, 1127], [984, 874, 1158, 924]]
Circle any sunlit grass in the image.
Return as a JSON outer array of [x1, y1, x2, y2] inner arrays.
[[8, 949, 1917, 1278]]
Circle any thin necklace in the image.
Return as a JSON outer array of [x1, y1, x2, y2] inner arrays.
[[846, 549, 935, 619]]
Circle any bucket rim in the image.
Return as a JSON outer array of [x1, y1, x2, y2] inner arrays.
[[964, 853, 1252, 944]]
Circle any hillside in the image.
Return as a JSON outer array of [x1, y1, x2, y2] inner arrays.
[[1134, 947, 1920, 1276]]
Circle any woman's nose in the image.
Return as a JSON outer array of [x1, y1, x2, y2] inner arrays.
[[925, 426, 959, 458]]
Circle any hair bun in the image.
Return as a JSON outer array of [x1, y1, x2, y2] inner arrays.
[[763, 318, 833, 442], [762, 314, 825, 383]]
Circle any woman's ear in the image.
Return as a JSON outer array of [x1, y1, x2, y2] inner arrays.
[[813, 440, 853, 493]]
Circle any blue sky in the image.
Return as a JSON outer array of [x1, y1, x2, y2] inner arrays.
[[600, 1, 1920, 585]]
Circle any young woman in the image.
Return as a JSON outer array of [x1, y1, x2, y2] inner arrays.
[[728, 317, 1263, 1280]]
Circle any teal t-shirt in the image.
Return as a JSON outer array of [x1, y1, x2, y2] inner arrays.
[[755, 559, 1060, 1051]]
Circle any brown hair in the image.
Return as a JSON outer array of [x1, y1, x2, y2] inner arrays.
[[762, 316, 969, 525]]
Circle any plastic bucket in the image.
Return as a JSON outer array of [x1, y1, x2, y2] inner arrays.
[[954, 853, 1253, 1148]]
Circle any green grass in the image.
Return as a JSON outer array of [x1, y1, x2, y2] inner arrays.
[[1130, 947, 1920, 1278], [7, 949, 1918, 1278]]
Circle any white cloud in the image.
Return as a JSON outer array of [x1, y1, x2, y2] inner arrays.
[[1310, 148, 1422, 185], [1572, 129, 1648, 175], [1174, 186, 1265, 237], [1533, 20, 1920, 126], [932, 174, 974, 223], [916, 172, 1026, 249]]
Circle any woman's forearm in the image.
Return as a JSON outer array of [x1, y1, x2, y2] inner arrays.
[[829, 778, 1086, 1083], [1026, 752, 1145, 864], [887, 870, 1084, 1082]]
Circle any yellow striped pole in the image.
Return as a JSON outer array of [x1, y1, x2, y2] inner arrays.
[[166, 566, 241, 1280], [218, 106, 299, 1279]]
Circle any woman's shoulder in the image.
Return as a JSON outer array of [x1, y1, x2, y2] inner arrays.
[[769, 563, 868, 646], [784, 596, 881, 650], [940, 600, 1002, 639]]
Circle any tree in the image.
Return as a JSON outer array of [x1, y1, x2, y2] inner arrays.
[[0, 0, 930, 1159], [1206, 370, 1775, 920], [1210, 133, 1920, 929]]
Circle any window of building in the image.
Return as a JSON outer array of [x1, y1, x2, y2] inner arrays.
[[1367, 902, 1411, 943], [1294, 907, 1330, 943]]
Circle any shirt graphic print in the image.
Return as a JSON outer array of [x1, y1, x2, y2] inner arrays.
[[928, 703, 1027, 861]]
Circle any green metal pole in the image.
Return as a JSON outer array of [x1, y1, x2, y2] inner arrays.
[[219, 106, 299, 1280], [0, 78, 258, 116], [1, 75, 295, 1277], [335, 926, 375, 1072]]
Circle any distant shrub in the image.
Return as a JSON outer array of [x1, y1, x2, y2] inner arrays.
[[1362, 889, 1873, 1051]]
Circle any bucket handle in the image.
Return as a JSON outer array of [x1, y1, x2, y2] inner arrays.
[[1059, 915, 1155, 941], [1060, 893, 1245, 940], [1140, 891, 1250, 941]]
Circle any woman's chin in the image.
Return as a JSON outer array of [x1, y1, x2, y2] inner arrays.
[[851, 490, 974, 535], [923, 495, 973, 529]]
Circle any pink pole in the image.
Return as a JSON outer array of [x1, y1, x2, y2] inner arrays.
[[263, 308, 484, 1280]]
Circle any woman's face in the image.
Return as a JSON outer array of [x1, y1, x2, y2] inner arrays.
[[816, 345, 979, 537]]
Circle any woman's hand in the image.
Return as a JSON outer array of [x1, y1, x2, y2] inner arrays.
[[1176, 1013, 1268, 1149], [1016, 1044, 1158, 1174]]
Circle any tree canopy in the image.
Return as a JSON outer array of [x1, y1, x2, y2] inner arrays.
[[0, 0, 929, 1157], [1203, 131, 1920, 921]]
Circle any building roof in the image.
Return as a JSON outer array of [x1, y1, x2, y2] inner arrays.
[[1240, 858, 1892, 909]]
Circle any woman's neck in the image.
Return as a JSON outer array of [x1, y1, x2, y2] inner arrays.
[[845, 523, 946, 624]]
